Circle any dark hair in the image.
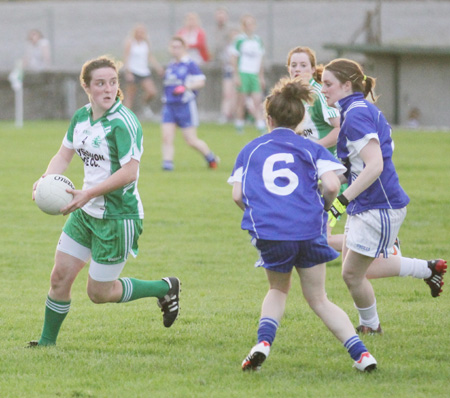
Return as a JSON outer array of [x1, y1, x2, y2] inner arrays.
[[80, 55, 123, 100], [265, 76, 313, 130], [286, 46, 324, 83], [324, 58, 376, 101]]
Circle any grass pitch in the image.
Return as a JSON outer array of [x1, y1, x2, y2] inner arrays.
[[0, 121, 449, 398]]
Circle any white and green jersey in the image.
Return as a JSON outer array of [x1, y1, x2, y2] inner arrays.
[[303, 78, 340, 153], [232, 33, 264, 74], [63, 99, 144, 220]]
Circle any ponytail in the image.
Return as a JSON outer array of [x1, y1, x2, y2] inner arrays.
[[265, 76, 313, 129], [324, 58, 377, 101]]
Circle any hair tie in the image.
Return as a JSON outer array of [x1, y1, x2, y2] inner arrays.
[[363, 75, 367, 81]]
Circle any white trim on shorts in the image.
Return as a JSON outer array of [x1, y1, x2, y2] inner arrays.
[[57, 231, 125, 282], [57, 231, 91, 263], [345, 207, 407, 258], [88, 260, 126, 282], [188, 100, 199, 127]]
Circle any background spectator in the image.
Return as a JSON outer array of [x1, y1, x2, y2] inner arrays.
[[213, 7, 238, 124], [23, 29, 51, 71], [123, 23, 164, 119], [176, 12, 210, 65], [231, 14, 266, 134]]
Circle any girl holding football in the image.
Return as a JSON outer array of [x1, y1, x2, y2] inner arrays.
[[30, 55, 180, 347], [229, 76, 377, 372]]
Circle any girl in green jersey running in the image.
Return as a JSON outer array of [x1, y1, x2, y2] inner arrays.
[[29, 56, 180, 347]]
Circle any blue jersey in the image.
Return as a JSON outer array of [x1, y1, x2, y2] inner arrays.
[[336, 93, 410, 215], [228, 128, 346, 240], [162, 56, 205, 104]]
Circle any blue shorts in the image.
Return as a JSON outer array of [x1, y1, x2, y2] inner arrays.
[[252, 234, 339, 273], [162, 101, 199, 128]]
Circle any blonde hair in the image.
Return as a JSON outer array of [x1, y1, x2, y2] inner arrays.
[[265, 77, 313, 130], [324, 58, 376, 101]]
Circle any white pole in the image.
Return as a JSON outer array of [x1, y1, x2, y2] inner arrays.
[[15, 86, 24, 128], [8, 60, 24, 128]]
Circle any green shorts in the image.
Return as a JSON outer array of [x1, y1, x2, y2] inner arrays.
[[63, 209, 143, 265], [238, 72, 261, 94]]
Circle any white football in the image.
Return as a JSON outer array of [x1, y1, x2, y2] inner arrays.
[[35, 174, 75, 215]]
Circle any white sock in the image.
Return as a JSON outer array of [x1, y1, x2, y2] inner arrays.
[[399, 257, 431, 279], [235, 119, 245, 129], [355, 300, 380, 329], [256, 119, 266, 130]]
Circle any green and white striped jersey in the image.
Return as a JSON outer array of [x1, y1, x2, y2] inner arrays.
[[63, 99, 144, 220], [232, 33, 264, 74], [303, 78, 340, 153]]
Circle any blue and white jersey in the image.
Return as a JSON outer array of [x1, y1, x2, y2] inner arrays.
[[228, 128, 346, 240], [336, 93, 410, 215], [162, 55, 205, 104]]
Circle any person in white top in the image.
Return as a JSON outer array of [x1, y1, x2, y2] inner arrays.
[[23, 29, 51, 71], [123, 24, 164, 118], [231, 14, 266, 134]]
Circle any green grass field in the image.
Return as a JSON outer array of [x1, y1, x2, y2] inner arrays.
[[0, 121, 449, 398]]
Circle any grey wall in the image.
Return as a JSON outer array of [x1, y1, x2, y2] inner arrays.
[[1, 0, 450, 127]]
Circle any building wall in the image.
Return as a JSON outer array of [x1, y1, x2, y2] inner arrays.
[[1, 1, 450, 127], [0, 65, 288, 121]]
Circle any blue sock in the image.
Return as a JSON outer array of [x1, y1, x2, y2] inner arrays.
[[344, 335, 368, 361], [257, 317, 279, 345], [205, 152, 215, 162]]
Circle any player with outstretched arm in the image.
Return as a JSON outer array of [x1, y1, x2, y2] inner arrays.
[[29, 56, 180, 347], [228, 77, 377, 372]]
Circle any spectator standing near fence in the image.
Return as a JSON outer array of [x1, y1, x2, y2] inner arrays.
[[23, 29, 51, 71], [231, 14, 266, 134], [213, 7, 238, 124], [176, 12, 210, 65], [123, 24, 164, 119]]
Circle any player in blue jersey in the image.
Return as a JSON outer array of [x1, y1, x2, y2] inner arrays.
[[229, 77, 377, 372], [286, 46, 346, 252], [29, 56, 180, 347], [322, 58, 447, 334], [161, 36, 218, 171]]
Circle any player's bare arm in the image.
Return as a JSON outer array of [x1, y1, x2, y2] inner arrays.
[[32, 145, 75, 200], [342, 139, 383, 202]]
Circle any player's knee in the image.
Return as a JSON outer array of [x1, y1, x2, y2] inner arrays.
[[86, 287, 109, 304], [50, 267, 71, 291], [342, 269, 359, 289], [184, 137, 198, 148], [303, 290, 327, 310]]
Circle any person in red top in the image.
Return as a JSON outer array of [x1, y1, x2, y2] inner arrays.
[[176, 12, 210, 65]]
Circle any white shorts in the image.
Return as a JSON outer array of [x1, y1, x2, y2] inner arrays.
[[57, 232, 126, 282], [345, 207, 407, 258]]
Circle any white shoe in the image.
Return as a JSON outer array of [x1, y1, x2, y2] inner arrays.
[[142, 106, 154, 120], [389, 237, 401, 256], [242, 341, 270, 371], [353, 352, 377, 372]]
